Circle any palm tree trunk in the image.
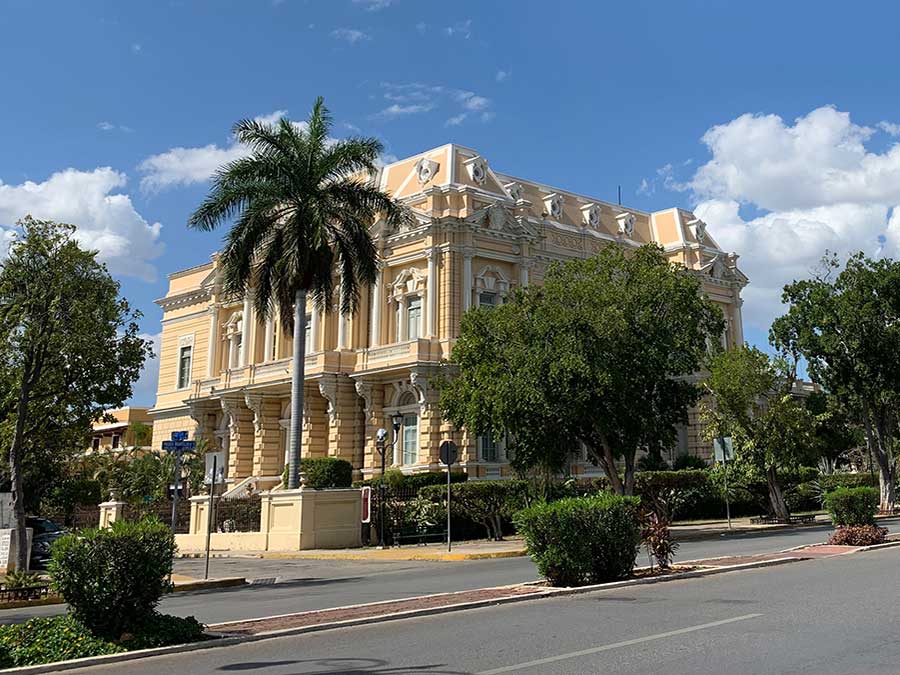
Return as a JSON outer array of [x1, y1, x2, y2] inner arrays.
[[287, 289, 308, 490]]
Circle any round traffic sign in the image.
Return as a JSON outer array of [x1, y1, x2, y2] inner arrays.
[[439, 440, 459, 466]]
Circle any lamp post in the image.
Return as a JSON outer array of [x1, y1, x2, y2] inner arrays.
[[375, 411, 404, 548]]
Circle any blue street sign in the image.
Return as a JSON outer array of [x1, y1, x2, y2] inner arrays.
[[171, 431, 189, 442], [162, 440, 196, 453]]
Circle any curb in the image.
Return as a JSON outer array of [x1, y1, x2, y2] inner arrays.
[[169, 577, 247, 593]]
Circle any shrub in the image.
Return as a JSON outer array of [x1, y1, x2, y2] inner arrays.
[[827, 525, 887, 546], [121, 612, 206, 650], [420, 480, 530, 540], [818, 473, 879, 492], [354, 470, 468, 491], [637, 451, 669, 471], [673, 453, 708, 470], [3, 570, 43, 589], [0, 616, 124, 667], [640, 514, 679, 570], [824, 487, 878, 526], [634, 470, 710, 523], [515, 494, 641, 586], [281, 457, 353, 489], [48, 517, 176, 639]]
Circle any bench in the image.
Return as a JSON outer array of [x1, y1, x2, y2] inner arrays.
[[750, 514, 816, 525], [392, 526, 448, 547]]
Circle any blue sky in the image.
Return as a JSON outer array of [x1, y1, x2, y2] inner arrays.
[[3, 0, 900, 404]]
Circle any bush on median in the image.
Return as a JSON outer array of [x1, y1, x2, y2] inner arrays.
[[823, 487, 878, 527], [0, 616, 124, 667], [514, 494, 641, 587]]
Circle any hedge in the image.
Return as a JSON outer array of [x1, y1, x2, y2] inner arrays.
[[817, 473, 879, 492], [515, 494, 641, 586], [282, 457, 353, 489], [824, 487, 878, 526], [354, 470, 468, 491], [419, 480, 530, 540]]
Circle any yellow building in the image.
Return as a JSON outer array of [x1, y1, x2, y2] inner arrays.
[[88, 406, 154, 454], [150, 144, 747, 491]]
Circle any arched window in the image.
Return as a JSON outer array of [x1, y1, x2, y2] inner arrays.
[[395, 391, 419, 466]]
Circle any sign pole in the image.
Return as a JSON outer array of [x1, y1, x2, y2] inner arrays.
[[719, 436, 732, 531], [204, 454, 217, 580], [446, 460, 452, 553], [170, 448, 182, 532]]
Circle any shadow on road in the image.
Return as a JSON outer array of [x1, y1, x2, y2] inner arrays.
[[217, 657, 468, 674]]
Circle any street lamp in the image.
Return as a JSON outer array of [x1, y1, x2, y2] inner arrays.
[[374, 412, 404, 548]]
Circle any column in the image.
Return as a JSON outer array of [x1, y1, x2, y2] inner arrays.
[[337, 288, 348, 350], [426, 248, 437, 338], [462, 248, 474, 312], [370, 266, 383, 347], [733, 294, 745, 347], [398, 296, 408, 341], [246, 394, 283, 477], [519, 260, 531, 287], [206, 306, 219, 377], [240, 295, 252, 366], [263, 316, 275, 362], [309, 305, 320, 353]]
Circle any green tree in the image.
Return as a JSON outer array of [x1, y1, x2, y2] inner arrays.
[[701, 346, 815, 520], [771, 253, 900, 512], [189, 98, 408, 489], [124, 421, 153, 448], [442, 244, 723, 495], [804, 392, 861, 474], [0, 217, 149, 568]]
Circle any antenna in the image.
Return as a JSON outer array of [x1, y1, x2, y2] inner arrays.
[[617, 185, 622, 206]]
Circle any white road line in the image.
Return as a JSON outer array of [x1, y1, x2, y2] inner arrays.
[[475, 613, 764, 674]]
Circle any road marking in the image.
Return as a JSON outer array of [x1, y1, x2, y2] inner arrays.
[[475, 613, 764, 674]]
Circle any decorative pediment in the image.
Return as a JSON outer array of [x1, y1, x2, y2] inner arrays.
[[464, 156, 488, 185], [543, 193, 563, 220], [616, 212, 635, 238], [581, 203, 601, 228], [390, 267, 427, 300], [466, 203, 541, 241], [474, 265, 511, 295]]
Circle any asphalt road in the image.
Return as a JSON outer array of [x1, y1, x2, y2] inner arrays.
[[3, 519, 898, 627], [64, 542, 900, 674]]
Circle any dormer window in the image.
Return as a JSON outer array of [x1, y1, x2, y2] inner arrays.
[[582, 203, 601, 228], [464, 156, 488, 185], [543, 193, 563, 220], [616, 212, 636, 238]]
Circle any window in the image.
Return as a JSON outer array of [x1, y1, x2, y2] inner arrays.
[[478, 292, 498, 308], [401, 413, 418, 465], [407, 297, 422, 340], [177, 345, 193, 389], [111, 434, 120, 449], [479, 433, 499, 462], [304, 314, 312, 354], [91, 437, 100, 452]]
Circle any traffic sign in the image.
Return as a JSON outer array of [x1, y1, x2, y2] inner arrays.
[[439, 440, 458, 466], [713, 437, 734, 462], [171, 431, 189, 442], [204, 452, 225, 485], [162, 440, 196, 453]]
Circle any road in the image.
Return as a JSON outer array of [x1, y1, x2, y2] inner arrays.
[[3, 520, 898, 627], [63, 542, 900, 674]]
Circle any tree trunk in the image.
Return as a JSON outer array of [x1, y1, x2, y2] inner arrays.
[[9, 387, 30, 571], [766, 465, 790, 521], [592, 434, 625, 495], [286, 289, 308, 490], [622, 452, 636, 497], [864, 408, 896, 513]]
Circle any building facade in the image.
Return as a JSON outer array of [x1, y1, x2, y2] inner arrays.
[[88, 406, 153, 455], [150, 144, 747, 491]]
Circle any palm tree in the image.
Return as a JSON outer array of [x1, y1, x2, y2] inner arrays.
[[189, 98, 408, 489]]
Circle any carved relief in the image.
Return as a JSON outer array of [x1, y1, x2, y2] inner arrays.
[[505, 182, 524, 201], [464, 156, 488, 185], [543, 193, 563, 220], [616, 212, 636, 238], [549, 231, 583, 250], [415, 157, 439, 184]]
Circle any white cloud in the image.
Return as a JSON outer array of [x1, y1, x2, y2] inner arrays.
[[138, 110, 289, 191], [878, 121, 900, 137], [675, 105, 900, 330], [353, 0, 394, 9], [330, 28, 371, 44], [496, 70, 509, 82], [97, 121, 133, 133], [0, 168, 164, 281], [376, 82, 493, 124], [129, 332, 161, 406], [445, 19, 472, 39]]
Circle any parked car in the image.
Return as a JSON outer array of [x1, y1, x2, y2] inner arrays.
[[27, 517, 67, 569]]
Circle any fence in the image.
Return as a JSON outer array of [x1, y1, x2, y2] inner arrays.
[[41, 504, 102, 530], [0, 584, 54, 603], [122, 500, 192, 533], [214, 496, 262, 533]]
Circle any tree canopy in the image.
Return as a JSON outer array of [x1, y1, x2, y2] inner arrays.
[[441, 244, 724, 494], [0, 217, 149, 567], [771, 252, 900, 511]]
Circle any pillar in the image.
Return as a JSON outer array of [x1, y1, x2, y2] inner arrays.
[[370, 266, 383, 347], [411, 371, 441, 467], [397, 296, 408, 341], [206, 306, 219, 377], [426, 248, 437, 338], [320, 375, 364, 469], [310, 306, 320, 353], [246, 394, 284, 477], [222, 397, 254, 481], [356, 380, 385, 474], [462, 248, 474, 312], [301, 384, 329, 458], [263, 316, 275, 362], [337, 288, 348, 350]]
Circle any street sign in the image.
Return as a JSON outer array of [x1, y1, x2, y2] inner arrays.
[[439, 440, 459, 466], [171, 431, 189, 442], [162, 440, 196, 453], [204, 452, 225, 485], [713, 437, 734, 462]]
